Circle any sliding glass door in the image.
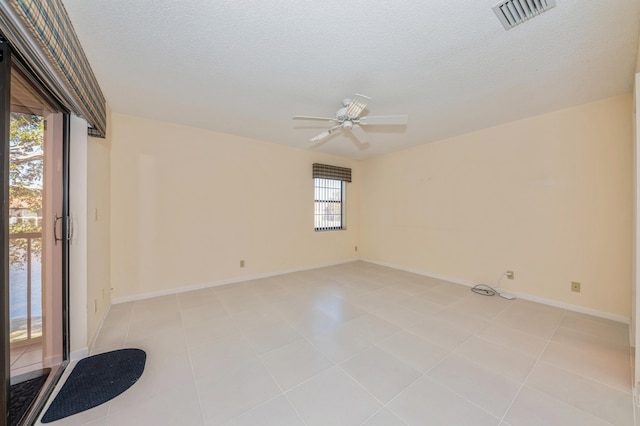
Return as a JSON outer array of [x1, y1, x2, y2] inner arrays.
[[1, 40, 69, 426]]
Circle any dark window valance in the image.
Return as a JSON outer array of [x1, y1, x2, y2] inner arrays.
[[0, 0, 107, 138], [313, 163, 352, 183]]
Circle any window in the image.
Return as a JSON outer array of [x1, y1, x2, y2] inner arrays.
[[314, 178, 345, 231], [312, 163, 351, 231]]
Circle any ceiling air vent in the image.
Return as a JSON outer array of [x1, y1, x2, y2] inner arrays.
[[492, 0, 556, 30]]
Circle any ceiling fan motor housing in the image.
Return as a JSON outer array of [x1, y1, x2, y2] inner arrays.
[[336, 106, 349, 122]]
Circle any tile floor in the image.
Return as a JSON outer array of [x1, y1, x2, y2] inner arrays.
[[37, 262, 635, 425]]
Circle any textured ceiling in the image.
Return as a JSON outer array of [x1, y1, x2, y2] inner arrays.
[[63, 1, 640, 159]]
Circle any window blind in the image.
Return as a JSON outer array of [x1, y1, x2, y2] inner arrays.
[[0, 0, 107, 138], [312, 163, 352, 183]]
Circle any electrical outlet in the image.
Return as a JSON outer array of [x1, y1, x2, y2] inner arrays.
[[506, 271, 514, 280], [355, 246, 358, 252], [240, 260, 245, 268], [571, 281, 581, 293]]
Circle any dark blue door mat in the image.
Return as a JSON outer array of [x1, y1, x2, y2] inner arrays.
[[9, 368, 50, 426], [41, 348, 146, 423]]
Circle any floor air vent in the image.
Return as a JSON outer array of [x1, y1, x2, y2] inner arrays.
[[492, 0, 556, 30]]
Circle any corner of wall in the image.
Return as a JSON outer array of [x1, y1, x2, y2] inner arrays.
[[86, 103, 112, 346]]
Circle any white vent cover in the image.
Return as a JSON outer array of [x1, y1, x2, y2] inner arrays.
[[493, 0, 556, 30]]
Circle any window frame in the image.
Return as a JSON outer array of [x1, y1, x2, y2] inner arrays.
[[314, 177, 346, 231]]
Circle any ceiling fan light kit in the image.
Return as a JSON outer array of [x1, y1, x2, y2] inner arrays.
[[293, 94, 409, 149]]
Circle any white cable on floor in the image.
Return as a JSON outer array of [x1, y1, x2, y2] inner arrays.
[[470, 272, 516, 300]]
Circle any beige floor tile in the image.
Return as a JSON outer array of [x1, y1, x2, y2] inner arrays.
[[189, 332, 258, 379], [131, 296, 180, 323], [376, 331, 449, 373], [388, 376, 500, 426], [182, 316, 240, 351], [307, 323, 372, 363], [177, 287, 219, 310], [551, 326, 631, 358], [453, 336, 537, 382], [230, 306, 283, 332], [429, 281, 471, 298], [562, 311, 629, 339], [222, 396, 304, 426], [100, 306, 133, 331], [219, 294, 266, 314], [285, 367, 382, 426], [55, 262, 634, 426], [368, 303, 426, 329], [110, 334, 193, 414], [353, 288, 411, 311], [340, 313, 400, 344], [477, 323, 548, 358], [418, 289, 462, 307], [432, 308, 491, 334], [362, 409, 407, 425], [242, 320, 302, 355], [394, 293, 444, 316], [126, 311, 182, 342], [526, 362, 634, 425], [428, 355, 521, 418], [408, 316, 472, 350], [540, 341, 631, 392], [504, 386, 610, 426], [392, 278, 440, 295], [180, 301, 229, 326], [340, 346, 421, 403], [444, 293, 512, 320], [260, 339, 334, 391], [283, 309, 344, 338], [313, 298, 366, 324], [196, 358, 281, 425], [92, 322, 128, 350], [494, 301, 565, 339], [107, 381, 203, 426]]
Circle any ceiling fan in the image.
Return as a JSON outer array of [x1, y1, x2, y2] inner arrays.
[[293, 94, 408, 149]]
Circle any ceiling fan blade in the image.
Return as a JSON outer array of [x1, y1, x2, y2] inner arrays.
[[345, 94, 371, 119], [349, 124, 371, 150], [310, 125, 341, 143], [359, 115, 409, 126], [293, 115, 336, 122]]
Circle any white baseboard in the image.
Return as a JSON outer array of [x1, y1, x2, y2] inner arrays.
[[362, 259, 630, 325], [110, 256, 630, 325], [112, 259, 356, 304]]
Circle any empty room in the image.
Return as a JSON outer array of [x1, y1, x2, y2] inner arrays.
[[1, 0, 640, 425]]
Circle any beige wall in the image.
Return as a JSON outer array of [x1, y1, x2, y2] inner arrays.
[[361, 95, 633, 317], [87, 107, 112, 343], [110, 113, 360, 300]]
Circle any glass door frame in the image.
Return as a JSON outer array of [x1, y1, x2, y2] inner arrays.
[[1, 39, 71, 425]]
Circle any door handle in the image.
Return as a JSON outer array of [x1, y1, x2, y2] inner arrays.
[[54, 213, 63, 245]]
